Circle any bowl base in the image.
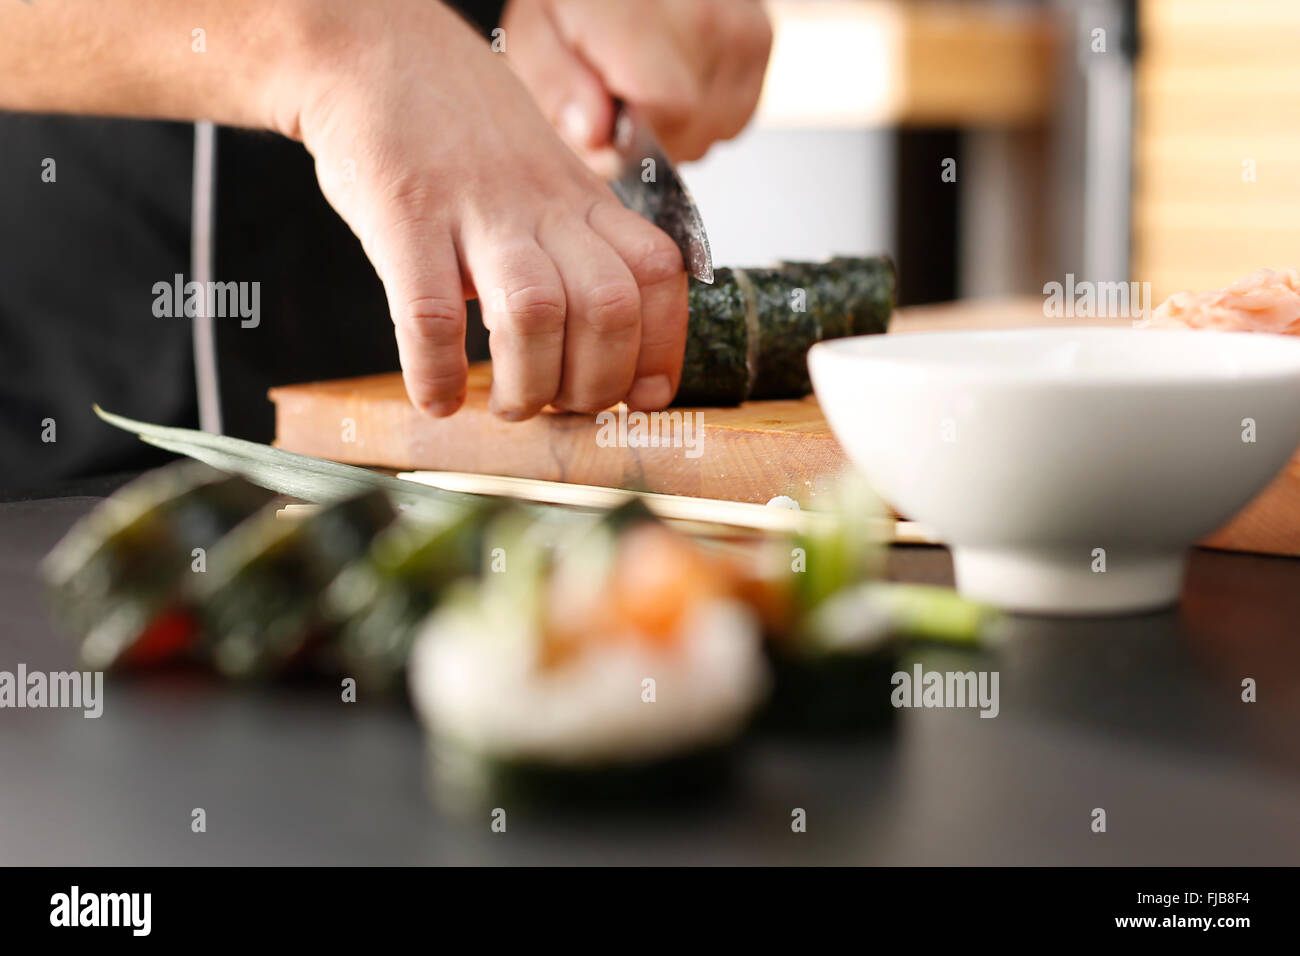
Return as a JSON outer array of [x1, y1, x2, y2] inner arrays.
[[951, 547, 1185, 616]]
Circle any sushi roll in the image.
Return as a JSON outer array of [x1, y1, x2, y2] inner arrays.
[[679, 267, 755, 406], [323, 499, 505, 692], [408, 508, 769, 812], [675, 255, 896, 405], [754, 479, 995, 733], [761, 581, 998, 733], [41, 463, 273, 670], [749, 479, 895, 733], [194, 488, 397, 678], [759, 584, 903, 734]]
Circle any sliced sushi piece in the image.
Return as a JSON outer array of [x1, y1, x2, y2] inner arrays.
[[323, 499, 507, 692], [759, 579, 998, 733], [194, 488, 398, 678], [748, 479, 896, 733], [408, 509, 769, 812], [758, 584, 903, 733], [831, 255, 896, 336], [741, 477, 991, 734], [679, 267, 755, 406], [41, 463, 274, 670], [742, 267, 823, 399], [778, 260, 855, 340]]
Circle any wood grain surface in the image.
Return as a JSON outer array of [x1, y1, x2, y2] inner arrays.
[[272, 363, 849, 504]]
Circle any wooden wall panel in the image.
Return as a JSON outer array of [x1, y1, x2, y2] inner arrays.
[[1133, 0, 1300, 300]]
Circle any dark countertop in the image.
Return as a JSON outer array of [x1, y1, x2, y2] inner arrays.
[[2, 489, 1299, 865]]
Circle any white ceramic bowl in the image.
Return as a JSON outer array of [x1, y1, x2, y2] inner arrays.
[[809, 327, 1300, 614]]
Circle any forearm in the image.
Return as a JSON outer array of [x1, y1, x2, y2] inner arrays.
[[0, 0, 333, 136]]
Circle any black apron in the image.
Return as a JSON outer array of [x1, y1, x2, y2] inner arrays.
[[0, 1, 504, 494]]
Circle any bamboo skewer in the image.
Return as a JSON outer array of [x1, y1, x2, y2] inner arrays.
[[279, 471, 941, 544]]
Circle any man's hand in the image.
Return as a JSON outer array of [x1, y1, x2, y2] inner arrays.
[[501, 0, 772, 171], [0, 0, 690, 421], [295, 1, 690, 420]]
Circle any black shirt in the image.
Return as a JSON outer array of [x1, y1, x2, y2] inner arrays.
[[0, 1, 504, 494]]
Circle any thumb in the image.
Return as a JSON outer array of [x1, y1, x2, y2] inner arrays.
[[556, 65, 615, 152], [509, 7, 615, 150]]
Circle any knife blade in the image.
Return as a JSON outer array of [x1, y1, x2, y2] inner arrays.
[[607, 104, 714, 284]]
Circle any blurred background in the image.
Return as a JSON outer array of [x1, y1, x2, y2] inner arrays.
[[685, 0, 1293, 307]]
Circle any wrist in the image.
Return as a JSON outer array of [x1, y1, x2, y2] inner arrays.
[[259, 0, 361, 141], [268, 0, 482, 143]]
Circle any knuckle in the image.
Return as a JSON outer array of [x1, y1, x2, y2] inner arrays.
[[398, 296, 464, 347], [404, 364, 466, 403], [625, 231, 685, 286], [582, 282, 641, 334], [384, 177, 441, 212], [502, 283, 567, 336]]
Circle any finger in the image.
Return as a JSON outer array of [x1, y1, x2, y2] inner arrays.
[[704, 3, 772, 144], [586, 202, 688, 410], [652, 2, 770, 160], [371, 218, 468, 417], [552, 4, 699, 126], [664, 52, 757, 161], [506, 0, 615, 151], [538, 214, 642, 413], [462, 233, 568, 420]]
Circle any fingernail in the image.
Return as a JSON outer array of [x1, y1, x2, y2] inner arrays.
[[424, 396, 464, 417], [626, 375, 673, 410], [560, 102, 591, 144], [489, 399, 529, 422]]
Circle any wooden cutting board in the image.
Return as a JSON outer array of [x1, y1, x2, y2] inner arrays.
[[273, 366, 847, 504], [269, 298, 1300, 557]]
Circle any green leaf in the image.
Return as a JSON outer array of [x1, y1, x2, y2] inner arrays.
[[93, 405, 471, 521]]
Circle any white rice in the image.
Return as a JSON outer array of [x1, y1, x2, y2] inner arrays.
[[409, 599, 768, 765]]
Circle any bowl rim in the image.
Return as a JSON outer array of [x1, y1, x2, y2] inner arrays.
[[809, 326, 1300, 389]]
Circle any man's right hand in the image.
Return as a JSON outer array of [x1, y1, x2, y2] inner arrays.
[[287, 1, 689, 420]]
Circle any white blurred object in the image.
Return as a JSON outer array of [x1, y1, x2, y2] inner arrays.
[[811, 327, 1300, 614], [681, 126, 894, 266]]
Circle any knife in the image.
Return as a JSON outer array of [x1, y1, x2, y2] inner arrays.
[[607, 103, 714, 284]]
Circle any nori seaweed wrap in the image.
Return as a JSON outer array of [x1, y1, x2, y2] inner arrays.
[[759, 582, 996, 734], [323, 499, 503, 692], [778, 260, 855, 341], [753, 478, 897, 734], [678, 267, 754, 406], [41, 463, 273, 669], [674, 255, 896, 406], [195, 488, 397, 678], [759, 588, 902, 735], [742, 267, 822, 400], [428, 736, 738, 815], [832, 255, 896, 336]]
